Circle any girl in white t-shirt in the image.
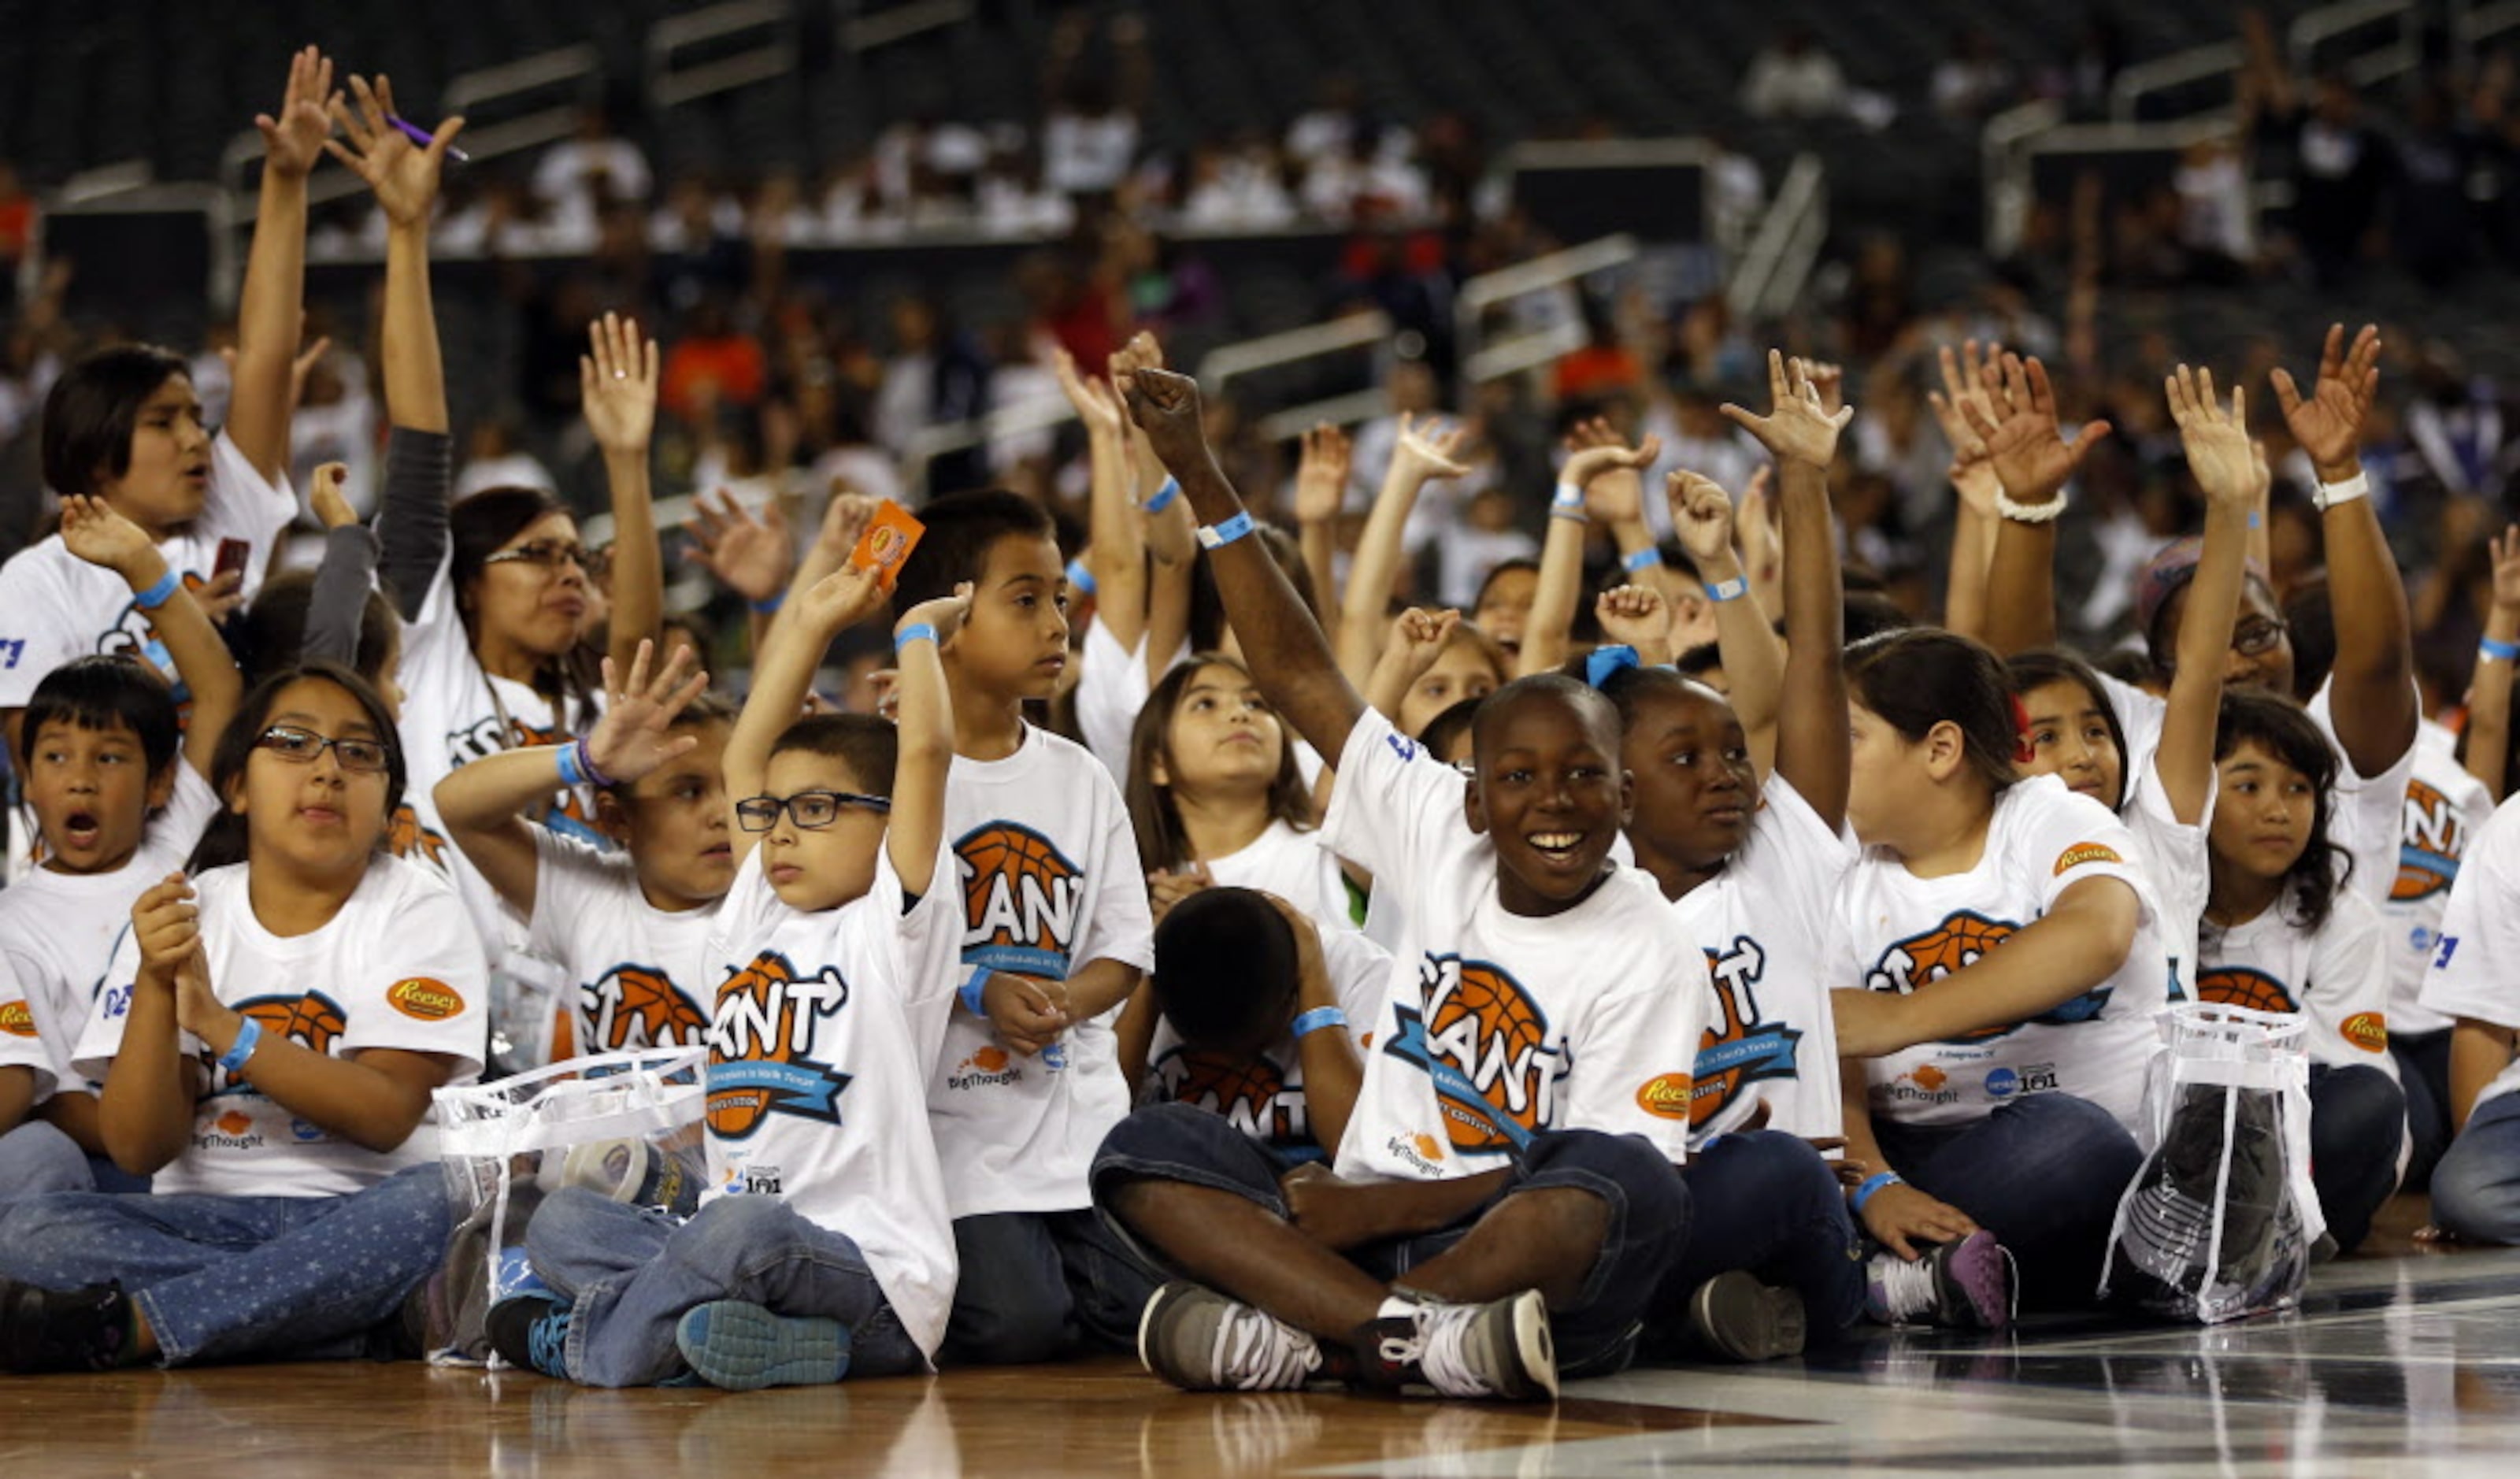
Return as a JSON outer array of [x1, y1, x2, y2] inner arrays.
[[1123, 654, 1348, 929], [0, 660, 487, 1371], [2196, 688, 2407, 1252], [1830, 628, 2164, 1310]]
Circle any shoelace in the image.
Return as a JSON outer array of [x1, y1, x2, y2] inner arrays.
[[1210, 1303, 1318, 1391], [528, 1307, 573, 1378], [1872, 1252, 1941, 1324], [1410, 1306, 1495, 1399]]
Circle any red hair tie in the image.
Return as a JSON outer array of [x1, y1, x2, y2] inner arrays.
[[2010, 693, 2036, 765]]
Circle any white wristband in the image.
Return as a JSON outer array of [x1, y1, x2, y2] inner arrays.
[[2313, 470, 2370, 511], [1551, 481, 1585, 513], [1994, 489, 2069, 524]]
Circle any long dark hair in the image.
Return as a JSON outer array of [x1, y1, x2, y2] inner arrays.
[[2007, 648, 2132, 812], [41, 344, 191, 499], [187, 661, 407, 873], [1846, 628, 2019, 792], [2209, 688, 2350, 939], [449, 486, 598, 732], [1124, 654, 1314, 874]]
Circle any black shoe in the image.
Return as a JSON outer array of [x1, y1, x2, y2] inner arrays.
[[0, 1278, 135, 1373]]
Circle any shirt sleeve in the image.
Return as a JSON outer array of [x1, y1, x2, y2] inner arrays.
[[1755, 773, 1857, 924], [1322, 925, 1395, 1036], [1073, 621, 1151, 784], [2421, 802, 2520, 1029], [2307, 677, 2421, 909], [341, 870, 490, 1078], [525, 827, 613, 961], [302, 525, 382, 668], [897, 832, 966, 1008], [375, 428, 453, 623], [1071, 764, 1156, 976], [0, 964, 57, 1104], [0, 551, 78, 709], [200, 428, 299, 559], [2016, 783, 2155, 921], [1559, 943, 1706, 1164], [71, 926, 143, 1084], [1317, 706, 1472, 884]]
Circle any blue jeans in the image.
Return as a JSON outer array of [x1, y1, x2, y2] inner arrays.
[[2307, 1062, 2407, 1253], [0, 1162, 447, 1365], [1649, 1130, 1866, 1351], [1873, 1093, 2141, 1310], [2392, 1029, 2454, 1192], [942, 1207, 1161, 1366], [1092, 1101, 1690, 1380], [525, 1188, 926, 1388], [2429, 1092, 2520, 1244], [0, 1121, 114, 1202]]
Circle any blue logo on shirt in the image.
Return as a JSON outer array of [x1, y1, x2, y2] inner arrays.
[[1985, 1067, 2020, 1099]]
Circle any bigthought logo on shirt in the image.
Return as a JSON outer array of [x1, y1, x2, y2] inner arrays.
[[585, 963, 712, 1052], [1692, 936, 1803, 1129], [2396, 778, 2468, 901], [1866, 910, 2117, 1045], [706, 949, 853, 1140], [0, 1001, 34, 1037], [1384, 954, 1558, 1157], [1161, 1047, 1314, 1155], [954, 821, 1086, 979], [2193, 965, 2300, 1016], [387, 977, 467, 1022]]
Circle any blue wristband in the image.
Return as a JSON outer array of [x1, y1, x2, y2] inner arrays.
[[554, 741, 590, 789], [1292, 1006, 1347, 1040], [959, 968, 992, 1017], [749, 590, 785, 615], [1704, 574, 1750, 603], [1065, 558, 1097, 596], [1196, 511, 1256, 550], [2485, 638, 2520, 663], [217, 1017, 263, 1077], [134, 570, 182, 610], [895, 623, 939, 654], [1551, 481, 1585, 512], [1621, 547, 1663, 574], [1851, 1170, 1904, 1214], [1143, 476, 1182, 513]]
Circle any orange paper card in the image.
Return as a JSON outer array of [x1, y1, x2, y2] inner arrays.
[[849, 502, 925, 591]]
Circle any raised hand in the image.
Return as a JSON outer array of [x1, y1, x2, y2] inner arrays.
[[1389, 412, 1473, 486], [1666, 470, 1743, 573], [1595, 584, 1670, 654], [2164, 365, 2259, 512], [815, 487, 879, 562], [1722, 350, 1855, 469], [795, 562, 891, 636], [57, 495, 161, 580], [1562, 417, 1659, 526], [1959, 352, 2110, 506], [257, 46, 339, 180], [587, 640, 711, 785], [1293, 423, 1352, 524], [686, 489, 795, 603], [1051, 347, 1127, 439], [580, 313, 661, 456], [1117, 365, 1210, 475], [1384, 606, 1462, 684], [324, 74, 462, 228], [304, 461, 354, 531], [2271, 323, 2382, 480], [1736, 465, 1782, 591], [2491, 526, 2520, 613], [896, 581, 975, 651], [1929, 340, 2005, 516]]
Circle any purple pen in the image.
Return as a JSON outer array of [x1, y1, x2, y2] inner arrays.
[[385, 113, 470, 164]]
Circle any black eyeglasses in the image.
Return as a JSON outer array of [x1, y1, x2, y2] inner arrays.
[[2233, 615, 2288, 657], [256, 725, 392, 773], [484, 540, 591, 572], [735, 790, 892, 832]]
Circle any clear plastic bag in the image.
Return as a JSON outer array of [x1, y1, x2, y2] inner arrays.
[[429, 1047, 709, 1365], [2101, 1003, 2324, 1325]]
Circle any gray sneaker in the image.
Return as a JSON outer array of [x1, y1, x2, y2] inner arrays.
[[674, 1300, 850, 1390], [1137, 1281, 1323, 1392], [1349, 1288, 1558, 1401], [1685, 1271, 1807, 1362]]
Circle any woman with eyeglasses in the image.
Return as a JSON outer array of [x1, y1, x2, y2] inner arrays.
[[0, 660, 487, 1372]]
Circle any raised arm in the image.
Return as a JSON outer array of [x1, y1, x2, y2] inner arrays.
[[1667, 472, 1783, 739], [885, 587, 972, 896], [301, 462, 381, 667], [1521, 428, 1661, 677], [1364, 606, 1462, 722], [2157, 366, 2259, 825], [1292, 424, 1351, 651], [1122, 365, 1365, 762], [583, 313, 665, 673], [2274, 324, 2416, 777], [1721, 351, 1853, 828], [1059, 347, 1150, 654], [1928, 341, 2005, 640], [1337, 414, 1470, 685], [58, 499, 240, 778], [225, 47, 335, 485], [2468, 529, 2520, 801], [1968, 354, 2113, 657], [726, 565, 890, 865]]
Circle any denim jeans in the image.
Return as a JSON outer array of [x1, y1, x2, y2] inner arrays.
[[2390, 1029, 2452, 1192], [1872, 1092, 2142, 1310], [525, 1188, 928, 1389], [2307, 1062, 2407, 1253], [0, 1162, 448, 1365], [2427, 1090, 2520, 1244], [1649, 1130, 1867, 1351], [0, 1121, 104, 1202], [1092, 1100, 1691, 1380], [941, 1207, 1161, 1366]]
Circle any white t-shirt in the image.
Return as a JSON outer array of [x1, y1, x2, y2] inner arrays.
[[76, 856, 488, 1199], [1074, 622, 1167, 786], [1837, 775, 2170, 1132], [1200, 819, 1352, 930], [1320, 709, 1707, 1184], [925, 725, 1155, 1218], [0, 766, 219, 1103], [1143, 925, 1390, 1162], [2420, 793, 2520, 1110], [528, 829, 720, 1057], [2124, 755, 2212, 1006], [2197, 889, 2395, 1073], [703, 843, 963, 1362], [2382, 725, 2494, 1036], [0, 431, 295, 712], [1673, 774, 1855, 1145]]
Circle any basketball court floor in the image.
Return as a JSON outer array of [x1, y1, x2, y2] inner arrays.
[[13, 1207, 2520, 1477]]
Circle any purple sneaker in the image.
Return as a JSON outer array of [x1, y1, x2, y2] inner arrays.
[[1866, 1229, 2015, 1330]]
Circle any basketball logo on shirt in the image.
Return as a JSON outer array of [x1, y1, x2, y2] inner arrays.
[[585, 964, 712, 1051], [1383, 953, 1558, 1156], [706, 949, 854, 1140], [217, 991, 347, 1092], [1866, 910, 2117, 1044], [1160, 1048, 1313, 1154], [2395, 779, 2468, 901], [954, 822, 1085, 980], [2193, 966, 2300, 1015], [387, 804, 452, 873], [1692, 936, 1803, 1129], [0, 1001, 35, 1037]]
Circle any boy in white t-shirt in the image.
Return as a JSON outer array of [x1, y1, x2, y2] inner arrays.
[[486, 567, 974, 1389], [0, 499, 240, 1200], [2422, 791, 2520, 1243], [1104, 363, 1695, 1402], [887, 489, 1162, 1366]]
